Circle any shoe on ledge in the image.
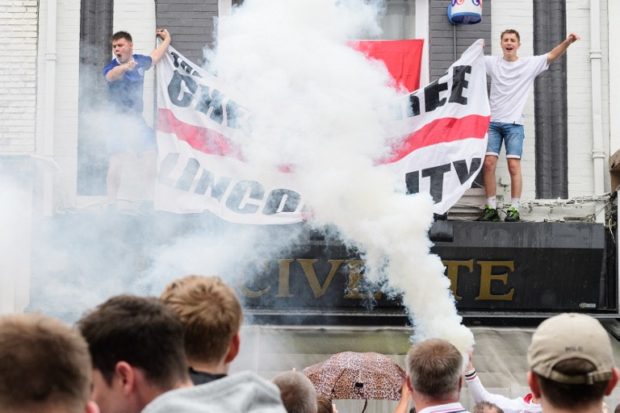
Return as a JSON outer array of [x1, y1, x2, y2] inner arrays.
[[477, 206, 500, 222], [504, 207, 520, 222]]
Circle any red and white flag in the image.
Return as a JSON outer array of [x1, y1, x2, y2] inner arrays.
[[154, 40, 489, 223]]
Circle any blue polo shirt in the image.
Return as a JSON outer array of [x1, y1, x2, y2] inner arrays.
[[103, 54, 152, 114]]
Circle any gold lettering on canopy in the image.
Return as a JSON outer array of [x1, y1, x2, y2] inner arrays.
[[240, 258, 517, 302], [476, 260, 515, 301], [276, 259, 295, 297], [298, 259, 345, 298], [442, 259, 474, 301]]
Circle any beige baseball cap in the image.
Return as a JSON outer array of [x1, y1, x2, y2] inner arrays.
[[528, 313, 614, 385]]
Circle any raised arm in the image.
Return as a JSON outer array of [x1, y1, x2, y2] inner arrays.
[[547, 33, 579, 64], [151, 28, 172, 66]]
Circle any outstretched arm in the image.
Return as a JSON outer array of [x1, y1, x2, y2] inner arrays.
[[151, 28, 172, 65], [547, 33, 579, 64]]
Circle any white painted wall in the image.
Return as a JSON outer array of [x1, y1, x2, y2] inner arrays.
[[566, 0, 596, 196], [0, 0, 38, 313], [36, 0, 81, 209], [0, 0, 38, 154]]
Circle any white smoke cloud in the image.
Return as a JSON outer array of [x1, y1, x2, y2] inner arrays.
[[0, 172, 32, 314], [211, 0, 474, 351], [19, 0, 473, 354]]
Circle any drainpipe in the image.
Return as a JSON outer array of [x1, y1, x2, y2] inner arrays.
[[41, 0, 57, 216], [590, 0, 604, 197]]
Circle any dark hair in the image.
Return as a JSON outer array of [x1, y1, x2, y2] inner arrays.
[[111, 31, 132, 43], [78, 295, 188, 389], [536, 359, 609, 409], [0, 313, 91, 413], [500, 29, 520, 42]]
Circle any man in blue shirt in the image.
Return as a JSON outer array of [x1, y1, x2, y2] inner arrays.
[[103, 29, 171, 204]]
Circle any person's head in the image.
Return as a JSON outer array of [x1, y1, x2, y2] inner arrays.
[[110, 31, 133, 63], [527, 313, 619, 411], [160, 275, 243, 370], [406, 338, 463, 404], [78, 295, 189, 413], [473, 401, 504, 413], [272, 371, 318, 413], [0, 313, 98, 413], [500, 29, 521, 60]]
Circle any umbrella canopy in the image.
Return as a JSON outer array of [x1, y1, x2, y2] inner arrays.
[[303, 351, 405, 401]]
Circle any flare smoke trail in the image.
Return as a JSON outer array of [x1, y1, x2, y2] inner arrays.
[[211, 0, 474, 351]]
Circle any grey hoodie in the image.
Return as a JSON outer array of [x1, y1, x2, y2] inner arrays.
[[142, 371, 287, 413]]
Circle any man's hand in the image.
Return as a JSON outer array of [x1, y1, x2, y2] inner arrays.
[[156, 28, 170, 41], [124, 59, 137, 71], [547, 32, 579, 64], [567, 33, 580, 44], [151, 28, 172, 65]]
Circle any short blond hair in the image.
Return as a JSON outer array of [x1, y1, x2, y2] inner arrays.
[[0, 313, 92, 413], [161, 275, 243, 363]]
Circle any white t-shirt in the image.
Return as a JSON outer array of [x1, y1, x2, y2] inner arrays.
[[484, 54, 549, 124]]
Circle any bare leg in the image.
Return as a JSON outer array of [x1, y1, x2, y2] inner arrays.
[[482, 155, 498, 199], [507, 158, 522, 199]]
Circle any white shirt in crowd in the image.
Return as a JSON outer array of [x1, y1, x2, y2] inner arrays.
[[465, 369, 542, 413]]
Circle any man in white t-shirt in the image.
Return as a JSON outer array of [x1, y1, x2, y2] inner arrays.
[[478, 29, 579, 222]]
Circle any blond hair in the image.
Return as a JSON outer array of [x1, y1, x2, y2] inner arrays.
[[161, 275, 243, 363]]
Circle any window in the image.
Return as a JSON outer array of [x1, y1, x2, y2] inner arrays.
[[380, 0, 416, 39]]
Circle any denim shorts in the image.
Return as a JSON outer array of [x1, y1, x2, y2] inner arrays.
[[486, 121, 524, 159]]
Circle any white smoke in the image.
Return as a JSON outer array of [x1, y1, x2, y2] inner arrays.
[[210, 0, 474, 351], [18, 0, 473, 353], [0, 172, 32, 314]]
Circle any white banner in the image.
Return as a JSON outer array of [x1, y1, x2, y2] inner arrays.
[[154, 41, 489, 223]]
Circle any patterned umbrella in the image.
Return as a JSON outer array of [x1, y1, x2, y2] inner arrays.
[[303, 351, 405, 401]]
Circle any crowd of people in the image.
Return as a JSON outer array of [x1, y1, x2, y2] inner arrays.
[[0, 273, 617, 413]]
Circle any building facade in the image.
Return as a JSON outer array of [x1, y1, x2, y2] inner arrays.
[[2, 1, 620, 409], [3, 0, 610, 216]]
